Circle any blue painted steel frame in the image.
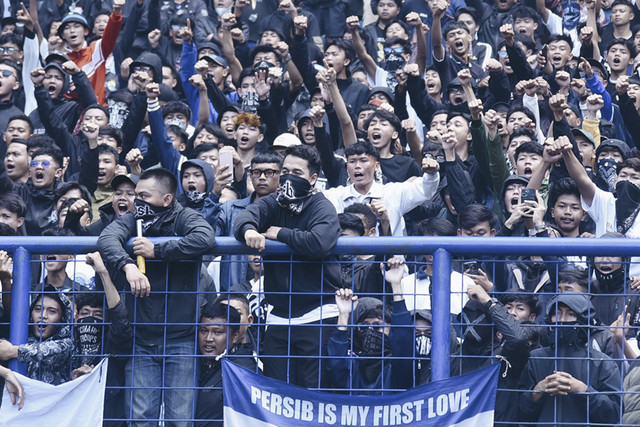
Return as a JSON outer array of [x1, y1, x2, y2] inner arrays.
[[5, 236, 640, 377]]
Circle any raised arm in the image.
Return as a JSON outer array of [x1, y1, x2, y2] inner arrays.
[[220, 14, 245, 86], [430, 0, 448, 62], [321, 67, 357, 148], [556, 135, 597, 206], [347, 16, 377, 81]]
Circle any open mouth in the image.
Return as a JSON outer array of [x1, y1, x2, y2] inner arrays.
[[426, 81, 436, 90], [188, 184, 197, 191], [598, 265, 614, 273], [453, 95, 464, 104], [353, 171, 364, 179], [34, 171, 45, 181], [5, 162, 14, 171], [552, 55, 562, 64], [116, 201, 129, 214], [524, 167, 532, 176], [46, 255, 57, 261], [48, 84, 57, 95], [510, 197, 519, 207], [455, 41, 464, 50], [613, 57, 621, 66], [97, 171, 107, 182], [370, 132, 382, 143]]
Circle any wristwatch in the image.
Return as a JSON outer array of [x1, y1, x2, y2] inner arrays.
[[484, 297, 499, 312], [528, 224, 546, 236]]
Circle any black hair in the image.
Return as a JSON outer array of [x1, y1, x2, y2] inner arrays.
[[75, 292, 104, 311], [455, 7, 480, 23], [139, 168, 178, 197], [162, 100, 192, 122], [98, 125, 123, 147], [284, 145, 322, 177], [190, 142, 220, 160], [511, 5, 539, 22], [339, 212, 365, 236], [344, 140, 381, 161], [166, 125, 189, 149], [213, 293, 251, 318], [606, 38, 637, 58], [509, 127, 536, 144], [383, 19, 410, 38], [457, 204, 498, 231], [447, 111, 472, 125], [32, 146, 63, 169], [500, 289, 541, 316], [383, 36, 411, 55], [169, 14, 191, 28], [513, 33, 536, 52], [611, 0, 634, 12], [548, 177, 581, 209], [0, 33, 23, 50], [250, 44, 282, 64], [419, 217, 457, 237], [0, 192, 26, 218], [200, 302, 241, 337], [364, 108, 402, 133], [188, 122, 227, 154], [42, 226, 75, 237], [55, 182, 92, 205], [358, 103, 378, 116], [344, 203, 378, 231], [558, 268, 591, 292], [515, 141, 543, 160], [84, 103, 110, 121], [507, 105, 536, 125], [97, 144, 119, 163], [618, 157, 640, 173], [7, 114, 33, 133], [259, 27, 285, 42], [252, 151, 284, 167], [547, 34, 574, 51], [238, 67, 255, 86], [0, 59, 20, 76], [444, 22, 470, 38], [325, 39, 355, 66], [358, 304, 392, 325]]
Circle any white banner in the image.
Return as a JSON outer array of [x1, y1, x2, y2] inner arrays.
[[0, 358, 108, 427]]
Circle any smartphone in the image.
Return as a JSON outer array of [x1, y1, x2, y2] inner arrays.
[[521, 188, 537, 203], [219, 151, 233, 180], [463, 261, 481, 275]]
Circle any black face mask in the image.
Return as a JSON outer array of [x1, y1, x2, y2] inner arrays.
[[134, 199, 171, 233], [547, 321, 587, 347], [240, 91, 260, 114], [185, 190, 207, 205], [276, 174, 313, 214], [615, 180, 640, 234], [595, 266, 626, 291], [595, 158, 618, 193], [415, 335, 431, 357], [75, 316, 103, 366]]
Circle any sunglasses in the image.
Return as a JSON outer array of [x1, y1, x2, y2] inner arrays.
[[498, 50, 508, 58], [30, 160, 53, 168], [0, 47, 16, 54], [131, 65, 152, 73], [249, 168, 280, 178], [384, 47, 404, 56], [0, 69, 15, 78], [171, 25, 187, 31]]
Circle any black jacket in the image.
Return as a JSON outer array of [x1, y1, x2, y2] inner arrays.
[[519, 344, 621, 426], [195, 343, 257, 426], [233, 192, 342, 317], [0, 161, 57, 236], [98, 204, 215, 345]]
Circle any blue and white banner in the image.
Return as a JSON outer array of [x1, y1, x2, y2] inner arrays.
[[223, 360, 500, 426]]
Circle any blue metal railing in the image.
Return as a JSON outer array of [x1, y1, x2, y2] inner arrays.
[[5, 235, 640, 380]]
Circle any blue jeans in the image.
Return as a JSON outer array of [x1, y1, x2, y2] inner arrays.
[[125, 340, 196, 426]]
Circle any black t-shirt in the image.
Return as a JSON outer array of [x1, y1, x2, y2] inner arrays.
[[380, 155, 422, 183]]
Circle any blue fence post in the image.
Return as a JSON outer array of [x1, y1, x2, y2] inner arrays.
[[431, 248, 451, 381], [9, 246, 30, 374]]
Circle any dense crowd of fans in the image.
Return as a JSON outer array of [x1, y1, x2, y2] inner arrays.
[[1, 0, 640, 425]]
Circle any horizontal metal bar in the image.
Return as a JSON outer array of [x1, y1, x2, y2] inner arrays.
[[1, 236, 639, 256]]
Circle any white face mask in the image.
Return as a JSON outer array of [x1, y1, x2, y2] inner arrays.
[[165, 117, 188, 131], [215, 6, 232, 16]]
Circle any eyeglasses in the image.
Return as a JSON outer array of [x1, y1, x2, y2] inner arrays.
[[249, 168, 280, 178], [498, 50, 508, 58], [424, 153, 445, 163], [0, 47, 16, 55], [30, 160, 52, 168], [171, 25, 187, 31], [0, 69, 15, 78], [131, 65, 152, 73], [383, 47, 404, 56]]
